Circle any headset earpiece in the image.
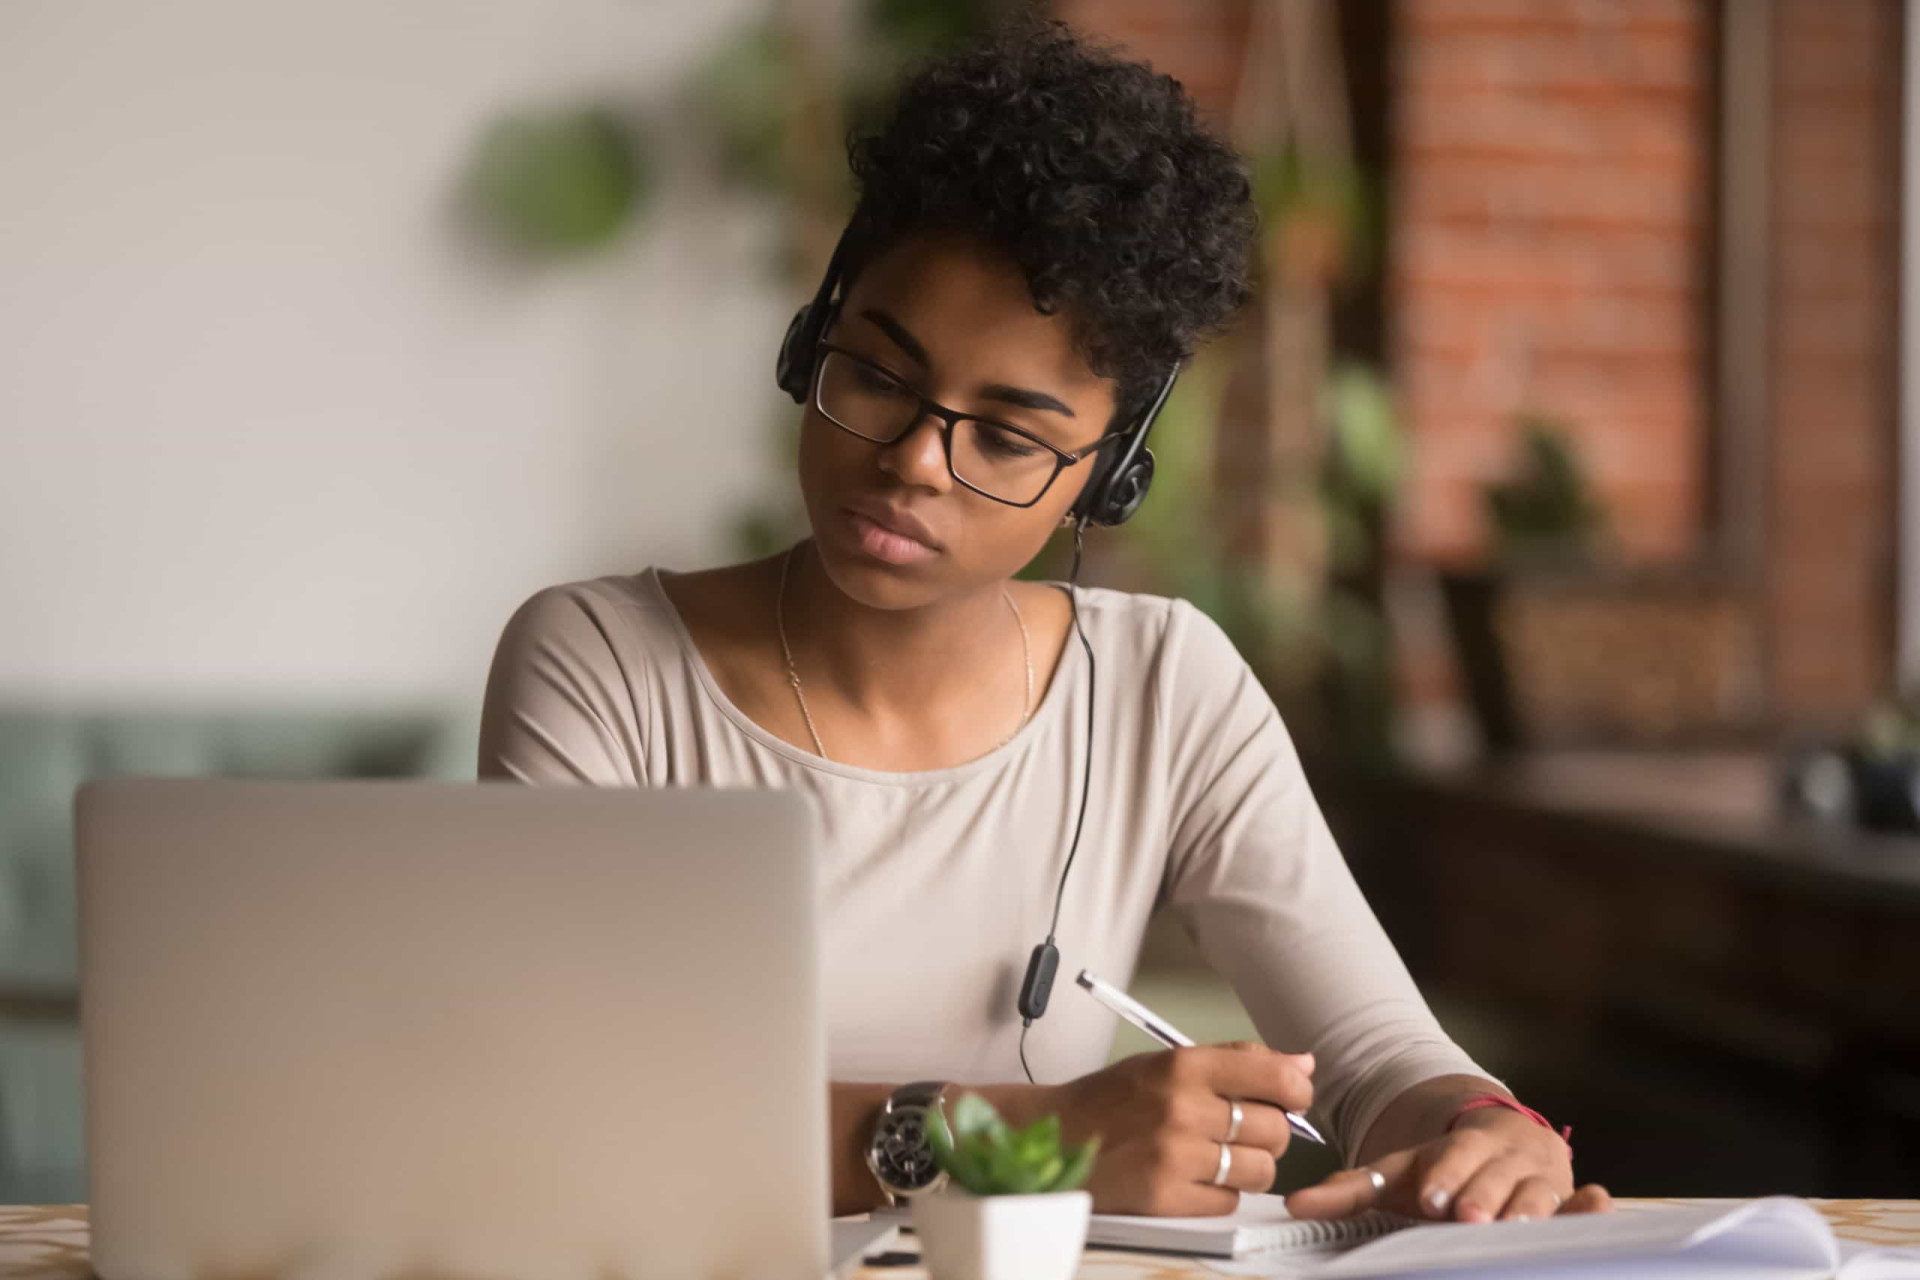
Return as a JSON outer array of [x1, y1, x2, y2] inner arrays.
[[1096, 451, 1156, 526], [775, 305, 819, 404], [1069, 363, 1180, 528], [775, 224, 859, 405]]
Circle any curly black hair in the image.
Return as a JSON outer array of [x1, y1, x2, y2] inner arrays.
[[844, 19, 1258, 426]]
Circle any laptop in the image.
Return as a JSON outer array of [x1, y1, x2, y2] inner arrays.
[[76, 778, 887, 1279]]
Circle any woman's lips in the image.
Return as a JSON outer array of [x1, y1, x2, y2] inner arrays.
[[843, 508, 940, 564]]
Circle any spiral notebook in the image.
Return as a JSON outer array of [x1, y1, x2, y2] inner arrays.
[[1086, 1194, 1409, 1258]]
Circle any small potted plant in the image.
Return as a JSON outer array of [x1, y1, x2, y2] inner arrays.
[[912, 1093, 1100, 1280]]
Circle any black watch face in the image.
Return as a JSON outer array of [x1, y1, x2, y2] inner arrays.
[[877, 1106, 940, 1189]]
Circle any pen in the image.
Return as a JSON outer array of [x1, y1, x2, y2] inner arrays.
[[1075, 969, 1326, 1146]]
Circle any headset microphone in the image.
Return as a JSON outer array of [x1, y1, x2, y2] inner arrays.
[[1018, 941, 1060, 1020]]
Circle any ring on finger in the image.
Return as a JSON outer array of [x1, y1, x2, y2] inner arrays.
[[1361, 1167, 1386, 1197], [1213, 1142, 1234, 1187], [1549, 1189, 1563, 1211], [1224, 1098, 1244, 1145]]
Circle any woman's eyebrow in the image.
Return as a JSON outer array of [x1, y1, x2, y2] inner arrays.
[[978, 382, 1076, 419], [859, 307, 1077, 419], [860, 308, 931, 367]]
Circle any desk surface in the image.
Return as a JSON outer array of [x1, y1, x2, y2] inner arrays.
[[3, 1200, 1915, 1278]]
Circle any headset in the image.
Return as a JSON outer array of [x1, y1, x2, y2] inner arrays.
[[776, 216, 1181, 1082]]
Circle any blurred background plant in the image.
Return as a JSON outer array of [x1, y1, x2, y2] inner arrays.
[[460, 107, 654, 258], [1486, 417, 1605, 567], [1440, 415, 1613, 755]]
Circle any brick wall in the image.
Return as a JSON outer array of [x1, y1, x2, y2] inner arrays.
[[1765, 0, 1902, 727], [1391, 0, 1713, 567]]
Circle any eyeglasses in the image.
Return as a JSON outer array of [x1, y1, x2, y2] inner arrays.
[[811, 343, 1120, 507]]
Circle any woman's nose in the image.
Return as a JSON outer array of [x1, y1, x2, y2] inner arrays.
[[877, 414, 954, 491]]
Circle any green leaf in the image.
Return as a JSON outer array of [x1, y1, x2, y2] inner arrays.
[[1028, 1154, 1064, 1191], [945, 1140, 994, 1195], [1021, 1114, 1061, 1151], [927, 1100, 955, 1166], [949, 1093, 1006, 1143], [960, 1135, 997, 1174], [985, 1138, 1026, 1193], [1047, 1138, 1100, 1193]]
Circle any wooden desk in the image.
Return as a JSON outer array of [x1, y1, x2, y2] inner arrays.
[[4, 1201, 1917, 1278]]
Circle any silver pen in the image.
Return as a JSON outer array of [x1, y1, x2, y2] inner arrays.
[[1075, 968, 1326, 1145]]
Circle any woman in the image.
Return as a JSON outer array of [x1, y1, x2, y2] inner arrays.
[[480, 21, 1609, 1224]]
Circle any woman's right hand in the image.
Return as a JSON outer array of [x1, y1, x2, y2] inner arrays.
[[1043, 1041, 1316, 1216]]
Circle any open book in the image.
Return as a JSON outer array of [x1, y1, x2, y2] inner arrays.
[[1202, 1196, 1920, 1278]]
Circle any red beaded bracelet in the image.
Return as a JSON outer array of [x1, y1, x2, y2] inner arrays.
[[1446, 1093, 1573, 1152]]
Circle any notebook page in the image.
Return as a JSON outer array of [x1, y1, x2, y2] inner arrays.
[[1305, 1197, 1836, 1278], [1089, 1192, 1295, 1253], [1837, 1241, 1920, 1280], [1211, 1246, 1358, 1279], [1089, 1194, 1406, 1256], [1231, 1253, 1832, 1280]]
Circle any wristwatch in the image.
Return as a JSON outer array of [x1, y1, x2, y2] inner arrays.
[[865, 1080, 951, 1205]]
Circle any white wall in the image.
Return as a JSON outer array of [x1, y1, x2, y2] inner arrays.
[[0, 0, 792, 706]]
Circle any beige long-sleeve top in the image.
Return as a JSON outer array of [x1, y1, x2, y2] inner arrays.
[[478, 567, 1495, 1161]]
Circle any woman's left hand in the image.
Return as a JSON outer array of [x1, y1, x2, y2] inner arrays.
[[1284, 1108, 1612, 1223]]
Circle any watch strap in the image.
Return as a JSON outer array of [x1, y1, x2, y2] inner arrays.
[[891, 1080, 948, 1112]]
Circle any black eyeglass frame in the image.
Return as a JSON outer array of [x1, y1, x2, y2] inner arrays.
[[811, 341, 1125, 509]]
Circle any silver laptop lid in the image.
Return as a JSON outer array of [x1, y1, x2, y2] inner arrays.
[[77, 779, 825, 1280]]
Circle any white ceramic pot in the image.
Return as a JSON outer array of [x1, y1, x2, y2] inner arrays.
[[912, 1188, 1093, 1280]]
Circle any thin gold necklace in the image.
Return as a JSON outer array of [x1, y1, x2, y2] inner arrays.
[[775, 541, 1033, 762]]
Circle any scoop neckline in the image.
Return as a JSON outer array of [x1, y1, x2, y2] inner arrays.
[[639, 565, 1083, 787]]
